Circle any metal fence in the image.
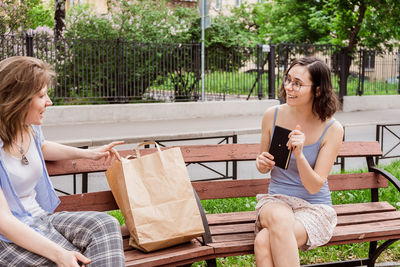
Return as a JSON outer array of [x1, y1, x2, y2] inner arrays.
[[1, 33, 399, 104]]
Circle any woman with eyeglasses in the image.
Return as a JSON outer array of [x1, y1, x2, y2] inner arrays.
[[254, 57, 344, 266], [0, 56, 125, 266]]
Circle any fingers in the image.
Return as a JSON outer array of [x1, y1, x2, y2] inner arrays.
[[75, 252, 91, 265], [105, 141, 125, 149], [111, 147, 122, 161], [105, 141, 123, 161], [257, 152, 275, 171], [288, 125, 305, 155]]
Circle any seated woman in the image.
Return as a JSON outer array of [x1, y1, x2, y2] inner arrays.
[[254, 57, 344, 266], [0, 56, 125, 267]]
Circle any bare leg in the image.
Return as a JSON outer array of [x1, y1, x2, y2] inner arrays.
[[256, 202, 308, 267], [254, 228, 274, 267]]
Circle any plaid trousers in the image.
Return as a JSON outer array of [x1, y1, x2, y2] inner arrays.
[[0, 211, 125, 267]]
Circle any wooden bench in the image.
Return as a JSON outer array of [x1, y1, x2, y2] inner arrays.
[[46, 141, 400, 266]]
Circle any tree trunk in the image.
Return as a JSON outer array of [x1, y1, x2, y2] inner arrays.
[[54, 0, 65, 40], [340, 2, 367, 101]]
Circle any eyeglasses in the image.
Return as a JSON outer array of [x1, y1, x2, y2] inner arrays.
[[283, 75, 313, 91]]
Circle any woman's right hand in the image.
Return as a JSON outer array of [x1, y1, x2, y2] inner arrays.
[[55, 250, 91, 267], [256, 152, 275, 173]]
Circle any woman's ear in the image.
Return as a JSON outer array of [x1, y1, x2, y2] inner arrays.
[[315, 86, 321, 97]]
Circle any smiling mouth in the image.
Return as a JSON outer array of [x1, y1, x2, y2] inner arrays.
[[287, 95, 297, 99]]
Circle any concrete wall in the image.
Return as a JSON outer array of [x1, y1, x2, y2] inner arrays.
[[43, 99, 280, 126], [42, 96, 399, 126], [342, 95, 400, 112]]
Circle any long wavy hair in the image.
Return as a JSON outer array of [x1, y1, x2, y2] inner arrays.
[[0, 56, 55, 151], [278, 57, 340, 121]]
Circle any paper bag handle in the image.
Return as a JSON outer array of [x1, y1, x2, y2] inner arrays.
[[135, 141, 161, 157]]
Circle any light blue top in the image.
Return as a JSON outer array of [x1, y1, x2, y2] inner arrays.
[[268, 107, 335, 206], [0, 125, 60, 242]]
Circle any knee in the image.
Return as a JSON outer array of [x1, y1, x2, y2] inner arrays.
[[261, 208, 295, 232], [86, 212, 121, 233]]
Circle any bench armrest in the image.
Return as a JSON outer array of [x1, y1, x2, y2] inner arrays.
[[192, 187, 213, 245], [370, 166, 400, 193]]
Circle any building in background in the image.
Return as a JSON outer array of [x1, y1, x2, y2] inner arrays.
[[65, 0, 108, 14]]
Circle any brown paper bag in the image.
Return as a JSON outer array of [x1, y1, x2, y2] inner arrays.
[[105, 141, 205, 252]]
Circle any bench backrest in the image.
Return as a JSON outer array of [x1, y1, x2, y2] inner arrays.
[[54, 141, 384, 212]]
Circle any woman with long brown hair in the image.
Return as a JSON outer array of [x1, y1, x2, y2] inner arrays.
[[0, 56, 125, 266]]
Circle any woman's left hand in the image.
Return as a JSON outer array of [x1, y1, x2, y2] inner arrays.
[[287, 125, 305, 159], [89, 141, 124, 163]]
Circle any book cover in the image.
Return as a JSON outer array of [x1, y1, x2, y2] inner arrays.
[[269, 125, 292, 169]]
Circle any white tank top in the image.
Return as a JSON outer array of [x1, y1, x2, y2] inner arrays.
[[0, 133, 46, 217]]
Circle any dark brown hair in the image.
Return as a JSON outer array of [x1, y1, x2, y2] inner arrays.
[[0, 56, 55, 151], [279, 57, 340, 121]]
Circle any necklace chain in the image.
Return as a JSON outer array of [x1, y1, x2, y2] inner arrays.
[[14, 132, 29, 165]]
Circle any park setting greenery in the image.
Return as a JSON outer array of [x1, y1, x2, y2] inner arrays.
[[1, 0, 400, 103], [1, 0, 400, 265]]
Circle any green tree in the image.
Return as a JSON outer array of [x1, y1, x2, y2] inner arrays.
[[253, 0, 400, 49], [253, 0, 329, 44], [253, 0, 400, 92], [0, 0, 54, 34], [309, 0, 400, 92]]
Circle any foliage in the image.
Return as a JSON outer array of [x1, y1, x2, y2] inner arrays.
[[26, 1, 54, 30], [309, 0, 400, 52], [252, 0, 400, 52], [252, 0, 329, 44], [0, 0, 54, 34]]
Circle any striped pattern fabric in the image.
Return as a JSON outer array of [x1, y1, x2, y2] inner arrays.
[[0, 211, 124, 266]]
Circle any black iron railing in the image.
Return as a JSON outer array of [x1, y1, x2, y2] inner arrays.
[[1, 33, 399, 104]]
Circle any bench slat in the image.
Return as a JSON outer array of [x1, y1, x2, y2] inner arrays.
[[55, 191, 118, 212], [337, 210, 400, 226], [337, 141, 382, 158], [333, 201, 395, 215], [326, 234, 400, 246], [124, 239, 213, 267], [205, 204, 398, 227], [328, 173, 388, 191], [207, 212, 400, 236], [56, 178, 392, 213], [193, 173, 388, 200], [208, 240, 254, 255], [212, 233, 255, 243], [331, 219, 400, 242], [46, 141, 382, 176], [207, 211, 256, 225]]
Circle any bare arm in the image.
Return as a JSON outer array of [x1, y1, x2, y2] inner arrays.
[[41, 141, 124, 162], [0, 189, 90, 266], [289, 122, 344, 194]]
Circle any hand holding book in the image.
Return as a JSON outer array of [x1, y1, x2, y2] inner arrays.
[[268, 125, 292, 169], [287, 125, 305, 159]]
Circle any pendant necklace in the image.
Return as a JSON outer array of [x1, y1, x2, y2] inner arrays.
[[15, 133, 29, 165]]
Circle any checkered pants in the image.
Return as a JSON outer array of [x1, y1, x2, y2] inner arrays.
[[0, 211, 125, 267]]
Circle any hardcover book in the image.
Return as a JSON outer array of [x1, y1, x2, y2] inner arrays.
[[269, 125, 292, 169]]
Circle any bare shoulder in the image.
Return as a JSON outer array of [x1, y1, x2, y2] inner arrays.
[[262, 104, 280, 121], [324, 119, 344, 145]]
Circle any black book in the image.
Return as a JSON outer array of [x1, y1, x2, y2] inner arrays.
[[268, 125, 292, 169]]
